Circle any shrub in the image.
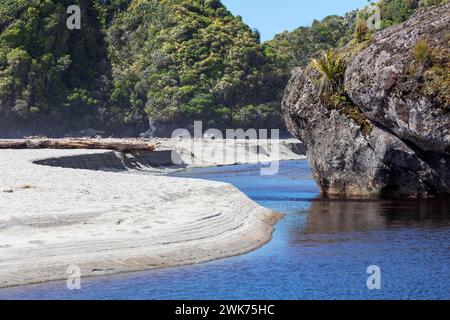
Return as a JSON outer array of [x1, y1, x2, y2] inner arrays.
[[419, 0, 449, 6], [412, 39, 433, 65], [311, 50, 345, 94], [355, 18, 371, 43]]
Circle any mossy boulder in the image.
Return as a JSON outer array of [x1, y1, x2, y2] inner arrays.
[[282, 5, 450, 198], [345, 4, 450, 155]]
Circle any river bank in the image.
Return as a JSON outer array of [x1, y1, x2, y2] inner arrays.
[[0, 139, 303, 288]]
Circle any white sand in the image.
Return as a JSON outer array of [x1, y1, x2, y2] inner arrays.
[[0, 148, 285, 288], [156, 138, 304, 167]]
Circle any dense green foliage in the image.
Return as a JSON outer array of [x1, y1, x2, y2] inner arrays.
[[378, 0, 449, 28], [0, 0, 285, 134], [106, 0, 285, 130], [263, 13, 358, 71], [0, 0, 112, 130], [0, 0, 447, 136]]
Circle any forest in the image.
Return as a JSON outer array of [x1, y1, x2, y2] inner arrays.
[[0, 0, 447, 136]]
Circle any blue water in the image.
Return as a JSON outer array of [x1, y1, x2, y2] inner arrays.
[[1, 160, 449, 300]]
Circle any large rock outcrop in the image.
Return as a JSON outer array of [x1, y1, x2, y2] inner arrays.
[[282, 4, 450, 198]]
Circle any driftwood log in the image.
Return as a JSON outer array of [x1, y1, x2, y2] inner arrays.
[[0, 139, 155, 152]]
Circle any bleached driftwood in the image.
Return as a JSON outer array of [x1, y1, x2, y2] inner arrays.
[[0, 139, 155, 152]]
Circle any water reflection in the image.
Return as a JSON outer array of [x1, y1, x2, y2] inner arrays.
[[306, 199, 450, 233], [290, 199, 450, 246]]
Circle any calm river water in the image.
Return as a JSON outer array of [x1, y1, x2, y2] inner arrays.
[[0, 160, 449, 299]]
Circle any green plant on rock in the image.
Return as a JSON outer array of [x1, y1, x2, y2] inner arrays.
[[310, 49, 373, 135], [311, 49, 346, 94], [412, 38, 433, 66], [419, 0, 449, 6], [324, 92, 374, 135], [409, 38, 450, 111], [354, 18, 372, 43]]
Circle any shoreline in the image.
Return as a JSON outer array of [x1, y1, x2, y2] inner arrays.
[[0, 140, 301, 288]]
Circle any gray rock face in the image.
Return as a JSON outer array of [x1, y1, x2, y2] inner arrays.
[[345, 4, 450, 155], [282, 5, 450, 198]]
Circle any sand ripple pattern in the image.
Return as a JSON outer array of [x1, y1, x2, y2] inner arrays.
[[0, 149, 282, 288]]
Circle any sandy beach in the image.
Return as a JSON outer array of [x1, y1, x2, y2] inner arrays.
[[0, 140, 303, 288]]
